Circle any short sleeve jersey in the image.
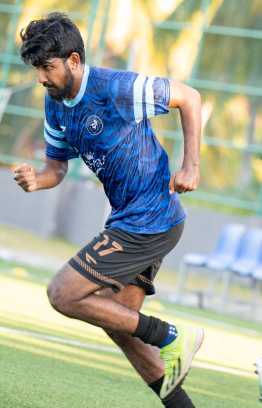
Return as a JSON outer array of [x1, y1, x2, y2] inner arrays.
[[44, 66, 186, 234]]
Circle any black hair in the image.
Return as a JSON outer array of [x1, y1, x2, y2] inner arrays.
[[20, 12, 85, 66]]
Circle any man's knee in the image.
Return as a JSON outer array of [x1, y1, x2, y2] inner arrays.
[[47, 272, 74, 317], [46, 264, 101, 317], [47, 277, 64, 313]]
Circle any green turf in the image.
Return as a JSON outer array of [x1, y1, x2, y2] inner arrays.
[[0, 267, 261, 408], [0, 342, 258, 408], [0, 224, 78, 260], [185, 368, 259, 408], [0, 259, 54, 284], [0, 342, 155, 408]]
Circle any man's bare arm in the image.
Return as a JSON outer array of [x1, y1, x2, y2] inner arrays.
[[168, 80, 201, 194], [14, 158, 68, 192]]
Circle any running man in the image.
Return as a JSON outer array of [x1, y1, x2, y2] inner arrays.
[[15, 13, 204, 407]]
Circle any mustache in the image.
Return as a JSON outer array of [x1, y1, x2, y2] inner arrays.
[[43, 83, 58, 89]]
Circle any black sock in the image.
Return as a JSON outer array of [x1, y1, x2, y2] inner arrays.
[[132, 312, 169, 346], [148, 376, 195, 408]]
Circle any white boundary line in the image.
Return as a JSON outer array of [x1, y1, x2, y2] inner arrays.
[[0, 326, 121, 353], [0, 326, 257, 378], [193, 361, 256, 378]]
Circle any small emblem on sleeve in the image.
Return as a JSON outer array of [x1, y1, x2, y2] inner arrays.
[[86, 115, 103, 135]]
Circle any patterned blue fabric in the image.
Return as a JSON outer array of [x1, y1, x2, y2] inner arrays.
[[44, 66, 186, 233]]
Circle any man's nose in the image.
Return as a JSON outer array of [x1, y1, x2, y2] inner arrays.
[[38, 69, 47, 84]]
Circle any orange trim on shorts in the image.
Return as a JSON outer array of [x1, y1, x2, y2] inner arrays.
[[73, 255, 124, 291], [136, 274, 154, 286]]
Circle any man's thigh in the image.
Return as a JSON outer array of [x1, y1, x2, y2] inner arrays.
[[47, 263, 104, 303]]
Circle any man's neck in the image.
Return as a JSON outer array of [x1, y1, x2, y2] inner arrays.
[[66, 64, 85, 101]]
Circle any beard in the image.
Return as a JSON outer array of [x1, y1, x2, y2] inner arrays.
[[44, 63, 75, 103]]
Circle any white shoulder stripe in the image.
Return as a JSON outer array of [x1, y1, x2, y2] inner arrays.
[[44, 130, 74, 150], [44, 119, 64, 139], [133, 74, 146, 123], [145, 76, 155, 118]]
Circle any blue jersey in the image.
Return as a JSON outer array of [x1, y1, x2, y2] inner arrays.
[[44, 66, 186, 234]]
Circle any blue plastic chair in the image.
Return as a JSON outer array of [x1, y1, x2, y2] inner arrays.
[[182, 223, 247, 270], [251, 240, 262, 280], [229, 228, 262, 276], [177, 223, 247, 302], [205, 223, 247, 270], [219, 228, 262, 314]]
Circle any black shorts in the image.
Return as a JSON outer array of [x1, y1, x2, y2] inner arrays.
[[69, 222, 184, 296]]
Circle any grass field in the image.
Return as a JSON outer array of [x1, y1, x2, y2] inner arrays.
[[0, 257, 261, 408]]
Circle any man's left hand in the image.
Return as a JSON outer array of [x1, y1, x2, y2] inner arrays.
[[169, 165, 200, 194]]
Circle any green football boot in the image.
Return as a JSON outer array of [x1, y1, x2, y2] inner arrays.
[[159, 324, 204, 400]]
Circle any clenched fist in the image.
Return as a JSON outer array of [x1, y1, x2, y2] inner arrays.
[[169, 164, 200, 194], [14, 163, 37, 192]]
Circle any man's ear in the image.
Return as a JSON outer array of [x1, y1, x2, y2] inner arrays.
[[68, 52, 81, 70]]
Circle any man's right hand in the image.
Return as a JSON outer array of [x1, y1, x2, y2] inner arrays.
[[14, 163, 37, 192]]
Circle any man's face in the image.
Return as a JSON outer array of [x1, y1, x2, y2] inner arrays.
[[36, 58, 75, 102]]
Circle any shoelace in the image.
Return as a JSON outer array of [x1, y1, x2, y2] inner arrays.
[[160, 348, 180, 373]]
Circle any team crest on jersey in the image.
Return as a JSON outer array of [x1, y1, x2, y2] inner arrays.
[[86, 115, 103, 135]]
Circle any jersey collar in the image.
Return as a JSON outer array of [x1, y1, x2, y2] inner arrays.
[[63, 65, 89, 108]]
